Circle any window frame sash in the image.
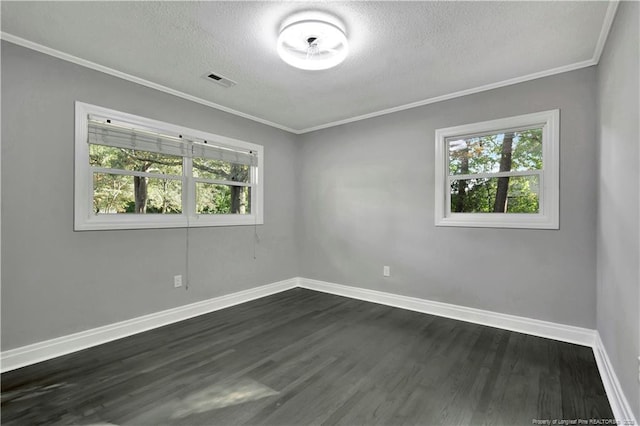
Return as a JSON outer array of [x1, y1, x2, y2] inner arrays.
[[448, 170, 542, 181], [75, 101, 264, 231], [91, 167, 184, 180], [447, 172, 543, 216], [434, 109, 559, 229]]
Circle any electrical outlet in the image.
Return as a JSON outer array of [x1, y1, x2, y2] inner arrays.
[[638, 356, 640, 383], [174, 275, 182, 288], [383, 266, 390, 277]]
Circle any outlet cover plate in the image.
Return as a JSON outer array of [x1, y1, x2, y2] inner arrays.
[[383, 266, 390, 277]]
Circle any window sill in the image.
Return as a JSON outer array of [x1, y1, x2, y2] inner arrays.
[[74, 214, 263, 231], [435, 213, 558, 230]]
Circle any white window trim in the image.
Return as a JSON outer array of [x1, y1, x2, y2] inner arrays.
[[434, 109, 559, 229], [74, 101, 264, 231]]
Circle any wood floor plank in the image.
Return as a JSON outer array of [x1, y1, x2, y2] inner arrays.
[[1, 288, 614, 425]]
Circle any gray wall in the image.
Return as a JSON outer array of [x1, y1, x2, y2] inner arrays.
[[297, 67, 598, 329], [597, 1, 640, 418], [1, 42, 299, 350], [3, 19, 637, 419]]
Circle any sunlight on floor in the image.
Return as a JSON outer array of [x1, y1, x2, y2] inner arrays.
[[170, 377, 279, 419]]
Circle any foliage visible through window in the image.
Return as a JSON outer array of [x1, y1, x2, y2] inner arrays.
[[90, 145, 183, 214], [192, 158, 251, 215], [90, 145, 252, 216], [448, 129, 542, 214], [75, 102, 263, 230], [434, 109, 559, 229]]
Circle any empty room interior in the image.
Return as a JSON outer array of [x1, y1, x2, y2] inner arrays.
[[1, 1, 639, 425]]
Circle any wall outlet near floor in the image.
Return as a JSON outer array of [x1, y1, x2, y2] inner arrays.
[[174, 275, 182, 288], [383, 266, 390, 277], [638, 356, 640, 383]]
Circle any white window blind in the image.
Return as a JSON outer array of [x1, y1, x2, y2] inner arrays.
[[87, 116, 258, 166], [192, 142, 257, 167], [75, 102, 264, 231]]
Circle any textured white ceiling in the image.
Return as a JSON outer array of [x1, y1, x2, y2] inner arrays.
[[1, 1, 613, 133]]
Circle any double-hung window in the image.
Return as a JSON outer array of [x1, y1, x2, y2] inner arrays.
[[434, 109, 559, 229], [74, 102, 264, 230]]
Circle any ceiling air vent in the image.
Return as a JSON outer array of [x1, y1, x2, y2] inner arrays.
[[204, 72, 237, 88]]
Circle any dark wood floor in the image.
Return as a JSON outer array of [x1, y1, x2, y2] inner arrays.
[[1, 288, 613, 425]]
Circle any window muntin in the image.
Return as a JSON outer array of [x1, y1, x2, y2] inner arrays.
[[89, 145, 184, 175], [75, 102, 264, 230], [435, 110, 559, 229], [90, 144, 184, 215], [448, 128, 542, 175], [92, 173, 183, 215], [192, 158, 251, 183], [196, 183, 251, 215], [447, 128, 542, 214], [450, 175, 540, 214]]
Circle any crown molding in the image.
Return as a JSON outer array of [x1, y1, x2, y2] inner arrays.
[[0, 32, 299, 135], [1, 1, 619, 135], [297, 60, 596, 134], [592, 0, 620, 65], [297, 0, 619, 134]]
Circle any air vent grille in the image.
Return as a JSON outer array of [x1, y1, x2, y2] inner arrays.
[[204, 72, 237, 88]]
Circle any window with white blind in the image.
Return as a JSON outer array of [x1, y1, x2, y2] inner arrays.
[[74, 102, 264, 230], [434, 110, 559, 229]]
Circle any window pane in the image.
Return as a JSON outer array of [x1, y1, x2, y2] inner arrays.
[[89, 144, 183, 176], [93, 173, 182, 214], [450, 175, 539, 213], [193, 158, 250, 183], [196, 183, 251, 215], [448, 128, 542, 175]]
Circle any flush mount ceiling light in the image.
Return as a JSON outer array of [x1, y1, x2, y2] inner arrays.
[[277, 19, 348, 71]]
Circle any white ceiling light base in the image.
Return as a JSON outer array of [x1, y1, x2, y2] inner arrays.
[[277, 19, 348, 71]]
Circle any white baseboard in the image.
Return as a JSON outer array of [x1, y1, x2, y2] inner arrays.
[[298, 277, 597, 346], [1, 278, 298, 373], [593, 333, 638, 425], [3, 276, 635, 426], [299, 277, 637, 424]]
